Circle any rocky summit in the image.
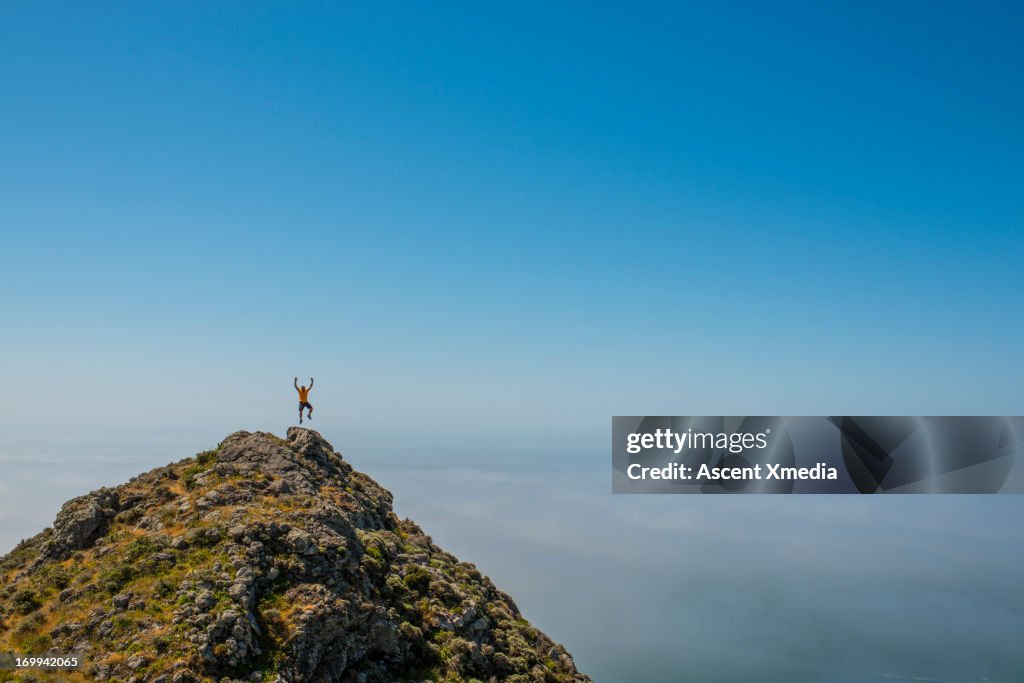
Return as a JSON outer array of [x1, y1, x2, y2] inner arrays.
[[0, 428, 590, 683]]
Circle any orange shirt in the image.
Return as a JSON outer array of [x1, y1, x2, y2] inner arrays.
[[297, 387, 310, 402]]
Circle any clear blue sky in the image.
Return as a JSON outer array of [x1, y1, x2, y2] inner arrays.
[[1, 2, 1022, 446]]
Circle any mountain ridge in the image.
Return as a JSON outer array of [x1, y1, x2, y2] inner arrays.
[[0, 428, 590, 683]]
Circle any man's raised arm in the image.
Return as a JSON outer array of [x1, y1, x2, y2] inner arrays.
[[294, 377, 299, 391], [309, 377, 314, 389]]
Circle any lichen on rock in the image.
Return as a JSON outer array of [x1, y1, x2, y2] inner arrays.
[[0, 428, 590, 683]]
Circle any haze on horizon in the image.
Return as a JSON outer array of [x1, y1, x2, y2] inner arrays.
[[2, 431, 1022, 682]]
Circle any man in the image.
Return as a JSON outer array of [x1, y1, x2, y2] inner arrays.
[[294, 376, 314, 424]]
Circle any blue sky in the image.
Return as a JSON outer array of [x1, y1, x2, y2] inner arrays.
[[1, 1, 1022, 442]]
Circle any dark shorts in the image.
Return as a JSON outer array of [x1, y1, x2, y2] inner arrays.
[[299, 402, 312, 410]]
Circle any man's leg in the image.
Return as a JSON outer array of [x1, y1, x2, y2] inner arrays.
[[298, 403, 303, 424], [307, 402, 313, 420]]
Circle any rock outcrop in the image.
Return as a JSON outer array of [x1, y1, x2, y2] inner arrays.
[[0, 429, 590, 683]]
